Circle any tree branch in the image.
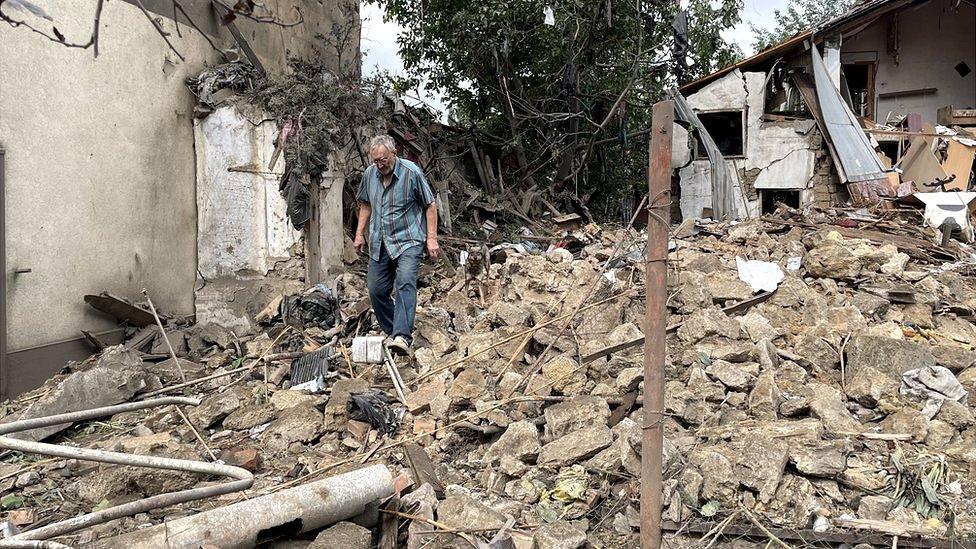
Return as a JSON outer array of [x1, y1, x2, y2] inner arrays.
[[132, 0, 185, 61], [0, 0, 104, 57], [213, 0, 304, 27]]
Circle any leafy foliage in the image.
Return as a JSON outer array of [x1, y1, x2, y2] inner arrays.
[[750, 0, 858, 51], [367, 0, 742, 215], [251, 59, 379, 174]]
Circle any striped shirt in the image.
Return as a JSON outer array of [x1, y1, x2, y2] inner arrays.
[[357, 157, 436, 262]]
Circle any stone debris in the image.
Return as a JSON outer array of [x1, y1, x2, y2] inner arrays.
[[307, 521, 372, 549], [2, 206, 976, 547]]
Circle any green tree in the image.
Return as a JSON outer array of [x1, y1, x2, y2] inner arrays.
[[751, 0, 857, 51], [368, 0, 741, 218]]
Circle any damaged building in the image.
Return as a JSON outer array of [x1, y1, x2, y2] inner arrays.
[[0, 0, 360, 398], [672, 0, 975, 221], [3, 0, 976, 547]]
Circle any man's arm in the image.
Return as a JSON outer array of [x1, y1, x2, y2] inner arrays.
[[425, 201, 440, 260], [354, 202, 371, 254]]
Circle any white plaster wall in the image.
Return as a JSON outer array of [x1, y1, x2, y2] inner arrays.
[[678, 160, 756, 220], [194, 105, 300, 279], [678, 161, 713, 220], [742, 71, 818, 184], [679, 70, 820, 219], [0, 0, 219, 350], [842, 0, 976, 125], [754, 148, 816, 190], [687, 70, 748, 110]]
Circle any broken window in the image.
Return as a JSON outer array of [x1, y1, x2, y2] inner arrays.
[[761, 190, 800, 214], [695, 110, 745, 157]]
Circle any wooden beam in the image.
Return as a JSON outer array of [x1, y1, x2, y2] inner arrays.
[[640, 99, 673, 549], [403, 442, 445, 498]]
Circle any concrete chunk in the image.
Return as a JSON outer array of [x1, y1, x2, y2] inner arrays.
[[538, 425, 613, 467]]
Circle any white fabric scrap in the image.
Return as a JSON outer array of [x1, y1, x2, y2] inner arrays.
[[900, 365, 968, 404], [735, 256, 785, 293], [544, 6, 555, 25]]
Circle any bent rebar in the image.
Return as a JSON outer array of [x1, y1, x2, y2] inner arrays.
[[0, 397, 254, 546]]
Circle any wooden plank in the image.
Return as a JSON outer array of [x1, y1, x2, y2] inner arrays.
[[81, 330, 108, 351], [608, 391, 637, 427], [403, 442, 445, 498], [468, 142, 490, 191], [640, 100, 673, 549], [879, 87, 937, 100], [938, 105, 976, 126], [210, 1, 266, 74], [305, 175, 322, 285], [378, 491, 400, 549], [835, 518, 944, 537], [124, 326, 157, 352], [942, 140, 976, 191], [84, 293, 157, 327]]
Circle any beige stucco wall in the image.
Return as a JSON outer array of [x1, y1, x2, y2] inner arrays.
[[1, 0, 358, 351], [0, 0, 220, 351], [234, 0, 361, 77], [842, 0, 976, 125]]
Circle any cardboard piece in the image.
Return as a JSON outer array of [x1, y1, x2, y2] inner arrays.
[[900, 137, 948, 186], [942, 140, 976, 191]]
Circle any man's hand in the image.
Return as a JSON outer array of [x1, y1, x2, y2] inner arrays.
[[354, 233, 367, 254], [426, 237, 440, 260]]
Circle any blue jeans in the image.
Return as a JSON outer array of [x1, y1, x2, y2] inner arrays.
[[367, 243, 422, 345]]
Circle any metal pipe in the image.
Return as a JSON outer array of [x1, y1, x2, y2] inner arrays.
[[93, 464, 395, 549], [384, 348, 408, 404], [0, 397, 254, 545], [640, 100, 672, 549]]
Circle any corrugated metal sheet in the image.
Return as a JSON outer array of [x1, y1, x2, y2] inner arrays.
[[809, 46, 889, 184], [669, 89, 737, 221]]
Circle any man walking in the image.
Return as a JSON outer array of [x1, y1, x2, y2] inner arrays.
[[354, 135, 439, 356]]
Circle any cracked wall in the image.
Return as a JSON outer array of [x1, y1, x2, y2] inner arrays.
[[677, 70, 838, 220]]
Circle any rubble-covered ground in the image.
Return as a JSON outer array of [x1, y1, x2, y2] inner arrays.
[[2, 206, 976, 548]]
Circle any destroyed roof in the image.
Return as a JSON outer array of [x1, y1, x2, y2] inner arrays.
[[678, 0, 960, 95]]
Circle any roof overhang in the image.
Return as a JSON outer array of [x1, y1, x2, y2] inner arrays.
[[678, 0, 930, 95]]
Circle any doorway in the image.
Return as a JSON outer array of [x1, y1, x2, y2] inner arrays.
[[842, 62, 876, 121]]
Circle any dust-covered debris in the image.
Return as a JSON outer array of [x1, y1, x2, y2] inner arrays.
[[3, 205, 976, 546]]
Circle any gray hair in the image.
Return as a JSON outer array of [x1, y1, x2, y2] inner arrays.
[[369, 134, 397, 153]]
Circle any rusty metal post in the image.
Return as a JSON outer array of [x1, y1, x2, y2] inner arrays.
[[641, 100, 673, 549]]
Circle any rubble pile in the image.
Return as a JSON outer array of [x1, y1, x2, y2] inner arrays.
[[2, 207, 976, 547]]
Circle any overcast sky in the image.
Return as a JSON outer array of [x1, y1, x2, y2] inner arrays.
[[360, 0, 792, 112]]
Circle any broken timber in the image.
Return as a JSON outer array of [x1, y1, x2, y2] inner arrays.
[[760, 217, 958, 261], [641, 99, 672, 549], [84, 293, 157, 327], [403, 442, 445, 498]]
